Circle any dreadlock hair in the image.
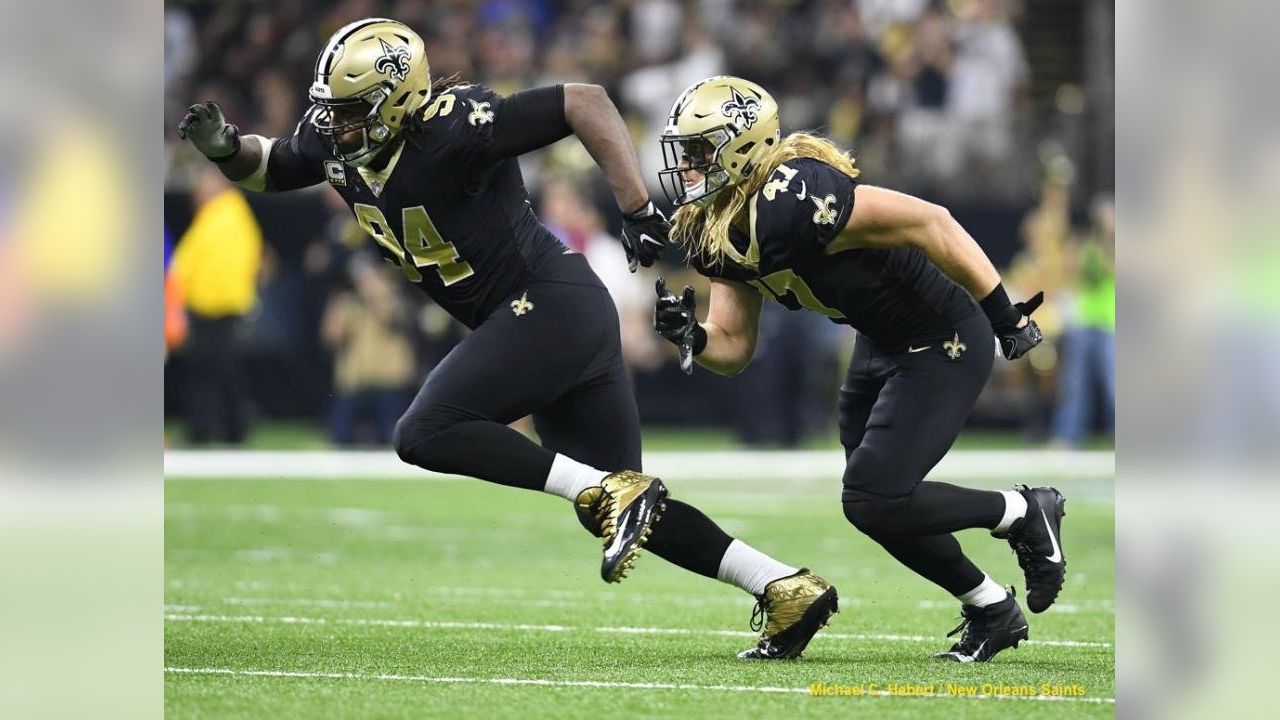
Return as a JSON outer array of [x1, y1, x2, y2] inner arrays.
[[430, 72, 466, 94], [404, 73, 469, 144]]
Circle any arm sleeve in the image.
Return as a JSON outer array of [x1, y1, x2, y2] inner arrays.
[[264, 110, 327, 191], [487, 85, 572, 159]]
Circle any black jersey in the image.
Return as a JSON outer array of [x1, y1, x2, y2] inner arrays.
[[691, 157, 977, 352], [267, 84, 568, 328]]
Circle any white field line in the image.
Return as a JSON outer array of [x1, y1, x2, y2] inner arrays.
[[164, 449, 1114, 482], [197, 593, 1113, 615], [164, 667, 1115, 704], [163, 613, 1112, 649]]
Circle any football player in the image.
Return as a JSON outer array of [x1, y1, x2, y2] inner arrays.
[[178, 20, 836, 660], [652, 76, 1067, 662]]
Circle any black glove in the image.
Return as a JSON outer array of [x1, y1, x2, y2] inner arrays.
[[654, 277, 706, 375], [178, 101, 241, 162], [620, 200, 670, 272], [980, 284, 1045, 360]]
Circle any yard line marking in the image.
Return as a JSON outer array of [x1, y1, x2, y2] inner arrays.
[[164, 449, 1114, 483], [164, 667, 1115, 704], [164, 614, 1112, 649]]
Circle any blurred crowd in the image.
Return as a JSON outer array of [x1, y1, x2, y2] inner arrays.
[[166, 0, 1050, 201], [163, 0, 1114, 448]]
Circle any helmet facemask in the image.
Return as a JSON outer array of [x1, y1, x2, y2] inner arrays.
[[659, 127, 734, 208], [311, 85, 393, 167]]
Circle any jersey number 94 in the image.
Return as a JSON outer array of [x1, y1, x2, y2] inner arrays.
[[354, 203, 475, 285]]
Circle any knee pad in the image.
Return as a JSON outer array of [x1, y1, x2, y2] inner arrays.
[[842, 492, 910, 537]]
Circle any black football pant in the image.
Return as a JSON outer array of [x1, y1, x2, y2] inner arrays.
[[392, 254, 732, 578], [839, 311, 1007, 596]]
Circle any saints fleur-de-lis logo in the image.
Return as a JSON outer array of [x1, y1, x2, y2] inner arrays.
[[374, 38, 411, 83], [510, 291, 534, 317], [721, 87, 761, 131], [467, 98, 494, 127], [943, 332, 967, 361], [811, 194, 838, 225]]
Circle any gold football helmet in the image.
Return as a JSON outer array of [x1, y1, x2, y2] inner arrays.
[[659, 76, 780, 207], [309, 18, 432, 166]]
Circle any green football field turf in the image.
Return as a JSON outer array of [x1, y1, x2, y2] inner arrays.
[[165, 468, 1114, 719]]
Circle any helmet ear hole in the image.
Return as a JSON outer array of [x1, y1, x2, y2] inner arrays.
[[736, 141, 756, 155], [765, 137, 775, 146], [393, 91, 410, 108]]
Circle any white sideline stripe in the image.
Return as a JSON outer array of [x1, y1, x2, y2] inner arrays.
[[164, 449, 1114, 482], [164, 667, 1115, 704], [164, 613, 1112, 649]]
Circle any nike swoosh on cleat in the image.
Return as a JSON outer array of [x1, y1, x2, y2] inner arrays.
[[908, 346, 931, 353], [604, 518, 630, 558], [960, 640, 986, 663], [604, 504, 634, 556], [1042, 509, 1063, 563]]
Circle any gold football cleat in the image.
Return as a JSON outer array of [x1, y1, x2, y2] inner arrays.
[[738, 569, 839, 659], [575, 470, 667, 583]]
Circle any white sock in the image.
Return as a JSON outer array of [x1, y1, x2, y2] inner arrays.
[[716, 539, 799, 596], [956, 574, 1009, 608], [991, 489, 1028, 536], [543, 454, 608, 501]]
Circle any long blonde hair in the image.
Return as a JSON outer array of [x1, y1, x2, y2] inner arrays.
[[672, 132, 860, 268]]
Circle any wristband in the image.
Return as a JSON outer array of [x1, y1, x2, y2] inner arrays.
[[979, 283, 1021, 329]]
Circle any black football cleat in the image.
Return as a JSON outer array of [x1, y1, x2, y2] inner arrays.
[[574, 471, 667, 583], [933, 590, 1029, 663], [1002, 485, 1067, 613], [737, 569, 839, 660]]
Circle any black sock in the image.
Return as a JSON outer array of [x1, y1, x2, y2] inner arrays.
[[397, 420, 738, 581], [644, 499, 735, 580]]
